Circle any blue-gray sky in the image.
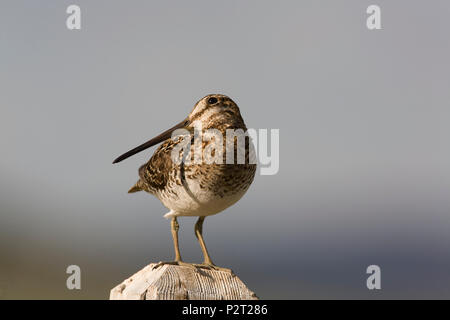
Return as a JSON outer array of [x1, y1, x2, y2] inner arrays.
[[1, 1, 450, 299]]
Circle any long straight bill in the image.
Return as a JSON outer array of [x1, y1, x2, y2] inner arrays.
[[112, 119, 188, 164]]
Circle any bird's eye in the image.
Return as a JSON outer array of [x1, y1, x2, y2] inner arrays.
[[207, 97, 218, 105]]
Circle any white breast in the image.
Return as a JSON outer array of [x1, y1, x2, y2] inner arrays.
[[158, 177, 249, 219]]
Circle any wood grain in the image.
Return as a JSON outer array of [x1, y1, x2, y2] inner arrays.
[[110, 263, 258, 300]]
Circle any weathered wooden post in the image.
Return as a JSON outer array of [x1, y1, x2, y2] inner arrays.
[[110, 263, 258, 300]]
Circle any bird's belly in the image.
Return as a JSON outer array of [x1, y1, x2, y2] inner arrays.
[[157, 177, 250, 218]]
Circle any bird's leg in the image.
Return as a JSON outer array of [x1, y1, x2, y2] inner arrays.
[[171, 217, 182, 262], [193, 217, 233, 274], [194, 217, 213, 264], [152, 217, 195, 270]]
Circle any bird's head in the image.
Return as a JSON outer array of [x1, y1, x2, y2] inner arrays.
[[112, 94, 246, 164], [187, 94, 245, 131]]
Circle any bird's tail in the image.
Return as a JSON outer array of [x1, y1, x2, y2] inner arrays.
[[128, 180, 144, 193]]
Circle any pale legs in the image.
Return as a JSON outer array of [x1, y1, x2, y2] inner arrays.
[[153, 217, 192, 269], [193, 217, 232, 273], [194, 217, 214, 265], [153, 216, 232, 273], [171, 217, 182, 262]]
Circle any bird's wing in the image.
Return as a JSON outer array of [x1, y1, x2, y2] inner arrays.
[[138, 139, 177, 192]]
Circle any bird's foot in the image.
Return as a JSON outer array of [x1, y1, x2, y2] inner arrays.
[[193, 262, 234, 275], [152, 260, 197, 271], [151, 261, 234, 275]]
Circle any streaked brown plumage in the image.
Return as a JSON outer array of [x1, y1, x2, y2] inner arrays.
[[114, 94, 256, 271]]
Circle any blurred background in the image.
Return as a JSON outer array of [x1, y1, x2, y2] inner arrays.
[[1, 0, 450, 299]]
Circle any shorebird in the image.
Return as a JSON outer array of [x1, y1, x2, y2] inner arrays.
[[113, 94, 256, 271]]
